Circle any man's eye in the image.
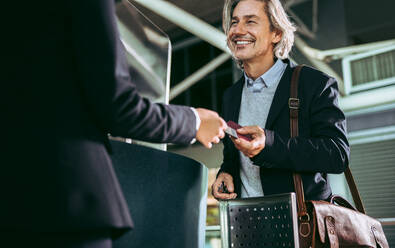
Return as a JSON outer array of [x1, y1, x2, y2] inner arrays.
[[231, 21, 237, 26], [248, 20, 256, 24]]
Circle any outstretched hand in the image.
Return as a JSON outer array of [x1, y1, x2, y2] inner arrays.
[[196, 108, 227, 148]]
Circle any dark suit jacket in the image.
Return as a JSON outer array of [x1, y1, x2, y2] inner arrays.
[[219, 60, 350, 200], [1, 0, 195, 238]]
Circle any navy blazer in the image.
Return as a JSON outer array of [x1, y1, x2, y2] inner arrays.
[[219, 60, 350, 201], [1, 0, 196, 238]]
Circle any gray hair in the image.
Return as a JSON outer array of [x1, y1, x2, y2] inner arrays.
[[223, 0, 296, 63]]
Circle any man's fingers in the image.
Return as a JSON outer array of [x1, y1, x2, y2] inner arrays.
[[229, 193, 237, 199], [234, 137, 252, 149], [250, 139, 262, 150], [212, 184, 237, 200], [231, 134, 264, 157], [212, 173, 237, 200], [212, 180, 222, 189], [223, 180, 235, 193], [238, 137, 250, 145], [237, 125, 259, 134], [213, 192, 237, 200]]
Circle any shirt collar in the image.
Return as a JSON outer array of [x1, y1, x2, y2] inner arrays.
[[244, 59, 286, 89]]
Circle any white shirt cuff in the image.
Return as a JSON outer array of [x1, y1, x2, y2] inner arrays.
[[190, 107, 201, 144]]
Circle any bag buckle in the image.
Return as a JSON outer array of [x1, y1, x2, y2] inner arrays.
[[299, 213, 311, 237], [289, 98, 300, 109]]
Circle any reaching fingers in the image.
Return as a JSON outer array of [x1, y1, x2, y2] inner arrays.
[[220, 118, 228, 129], [218, 129, 225, 139], [204, 142, 212, 149], [195, 109, 228, 148], [217, 118, 227, 140]]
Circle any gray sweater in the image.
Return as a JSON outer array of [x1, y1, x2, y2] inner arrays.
[[238, 59, 287, 198]]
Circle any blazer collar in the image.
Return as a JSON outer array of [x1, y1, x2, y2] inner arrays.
[[265, 59, 295, 129], [230, 77, 244, 123]]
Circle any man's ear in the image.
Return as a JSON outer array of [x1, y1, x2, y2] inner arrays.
[[272, 29, 282, 44]]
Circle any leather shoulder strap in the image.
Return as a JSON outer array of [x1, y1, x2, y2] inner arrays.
[[344, 167, 366, 213], [289, 65, 307, 217], [289, 65, 366, 215]]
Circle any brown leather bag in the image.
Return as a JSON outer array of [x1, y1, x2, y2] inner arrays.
[[289, 65, 389, 248]]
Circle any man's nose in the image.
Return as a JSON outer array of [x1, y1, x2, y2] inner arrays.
[[232, 23, 247, 35]]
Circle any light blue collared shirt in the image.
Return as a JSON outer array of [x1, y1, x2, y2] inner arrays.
[[244, 58, 287, 93]]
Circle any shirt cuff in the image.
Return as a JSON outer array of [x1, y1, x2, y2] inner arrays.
[[190, 107, 201, 144]]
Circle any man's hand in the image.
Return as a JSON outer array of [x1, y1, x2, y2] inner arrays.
[[196, 108, 227, 148], [212, 172, 237, 200], [231, 125, 265, 157]]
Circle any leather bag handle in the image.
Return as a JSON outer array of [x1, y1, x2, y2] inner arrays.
[[289, 65, 366, 216]]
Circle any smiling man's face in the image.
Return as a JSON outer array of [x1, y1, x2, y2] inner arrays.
[[227, 0, 281, 65]]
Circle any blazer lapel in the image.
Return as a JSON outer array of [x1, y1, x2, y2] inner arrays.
[[230, 78, 244, 122], [265, 61, 294, 129]]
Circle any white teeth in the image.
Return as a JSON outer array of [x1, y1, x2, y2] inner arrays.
[[236, 41, 252, 45]]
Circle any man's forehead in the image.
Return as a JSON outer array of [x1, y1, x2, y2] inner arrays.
[[231, 0, 266, 17]]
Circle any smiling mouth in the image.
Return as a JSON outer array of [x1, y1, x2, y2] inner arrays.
[[233, 40, 254, 47]]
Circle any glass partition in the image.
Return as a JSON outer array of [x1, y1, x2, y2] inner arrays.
[[114, 0, 172, 150], [115, 0, 171, 104]]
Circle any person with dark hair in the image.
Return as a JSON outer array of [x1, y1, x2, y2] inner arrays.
[[1, 0, 226, 247], [212, 0, 349, 203]]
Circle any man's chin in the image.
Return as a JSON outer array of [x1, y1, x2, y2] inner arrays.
[[234, 54, 253, 62]]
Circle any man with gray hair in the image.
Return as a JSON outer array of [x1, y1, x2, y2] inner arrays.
[[212, 0, 349, 202]]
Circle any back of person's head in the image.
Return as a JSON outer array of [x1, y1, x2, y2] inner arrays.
[[223, 0, 296, 61]]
